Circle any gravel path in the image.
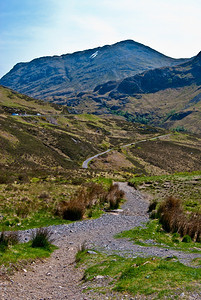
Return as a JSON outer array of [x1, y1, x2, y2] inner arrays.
[[1, 183, 200, 300]]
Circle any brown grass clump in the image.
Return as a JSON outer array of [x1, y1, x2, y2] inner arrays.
[[107, 184, 125, 209], [55, 182, 105, 221], [55, 182, 125, 220], [186, 213, 201, 243], [60, 198, 86, 221], [157, 196, 201, 242]]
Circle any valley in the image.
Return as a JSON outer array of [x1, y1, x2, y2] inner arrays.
[[0, 39, 201, 299]]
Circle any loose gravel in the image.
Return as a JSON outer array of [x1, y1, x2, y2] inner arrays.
[[1, 182, 200, 300]]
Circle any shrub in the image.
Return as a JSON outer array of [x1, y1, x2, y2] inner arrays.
[[0, 231, 19, 252], [107, 184, 125, 210], [182, 235, 191, 243], [0, 232, 9, 252], [62, 201, 86, 221], [55, 182, 125, 220], [31, 228, 52, 249], [84, 182, 107, 208], [56, 182, 107, 220], [157, 196, 201, 242], [186, 213, 201, 242], [157, 196, 183, 233]]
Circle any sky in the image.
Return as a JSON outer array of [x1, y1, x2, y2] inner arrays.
[[1, 0, 201, 78]]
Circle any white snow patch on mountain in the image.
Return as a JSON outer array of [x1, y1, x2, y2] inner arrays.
[[90, 51, 99, 59]]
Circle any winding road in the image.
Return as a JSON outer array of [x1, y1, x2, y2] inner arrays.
[[82, 134, 170, 169]]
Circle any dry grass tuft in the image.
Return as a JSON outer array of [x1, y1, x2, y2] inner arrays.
[[107, 184, 125, 209], [157, 196, 201, 242], [31, 227, 52, 249], [56, 182, 125, 220]]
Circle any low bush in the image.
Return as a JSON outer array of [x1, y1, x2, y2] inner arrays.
[[0, 231, 19, 252], [157, 196, 201, 242], [107, 184, 125, 209], [182, 235, 191, 243], [31, 228, 52, 249], [62, 201, 86, 221]]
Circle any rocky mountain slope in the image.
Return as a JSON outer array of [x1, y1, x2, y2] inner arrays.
[[64, 52, 201, 134], [0, 40, 188, 100], [95, 51, 201, 95]]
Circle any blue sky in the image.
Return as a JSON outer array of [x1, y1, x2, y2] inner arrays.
[[1, 0, 201, 78]]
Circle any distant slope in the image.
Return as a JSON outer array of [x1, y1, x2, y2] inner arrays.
[[0, 85, 164, 176], [0, 40, 188, 100]]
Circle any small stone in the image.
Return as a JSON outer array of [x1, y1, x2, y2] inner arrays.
[[87, 250, 97, 255], [95, 275, 104, 280]]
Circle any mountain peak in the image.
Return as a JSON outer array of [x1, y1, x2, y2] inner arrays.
[[0, 40, 190, 99]]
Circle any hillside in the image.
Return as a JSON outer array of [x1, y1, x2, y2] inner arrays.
[[0, 85, 165, 180], [63, 52, 201, 134], [0, 40, 188, 100]]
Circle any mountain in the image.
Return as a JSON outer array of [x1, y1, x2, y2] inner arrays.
[[95, 51, 201, 95], [0, 40, 188, 100], [63, 52, 201, 134]]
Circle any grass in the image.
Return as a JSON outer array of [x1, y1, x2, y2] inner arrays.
[[129, 171, 201, 213], [0, 227, 56, 275], [92, 176, 113, 189], [0, 241, 57, 273], [0, 176, 125, 230], [31, 227, 53, 249], [0, 179, 78, 230], [115, 220, 201, 253], [0, 212, 72, 231], [76, 250, 201, 298]]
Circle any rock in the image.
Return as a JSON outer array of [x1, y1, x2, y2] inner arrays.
[[87, 250, 97, 255]]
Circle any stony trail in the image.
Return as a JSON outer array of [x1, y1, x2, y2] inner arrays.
[[1, 183, 200, 300]]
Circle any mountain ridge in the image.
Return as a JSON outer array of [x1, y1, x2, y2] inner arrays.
[[0, 40, 190, 100]]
